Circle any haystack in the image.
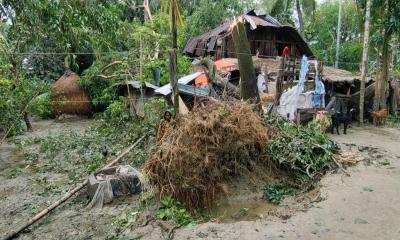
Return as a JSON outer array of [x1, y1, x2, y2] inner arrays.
[[144, 102, 274, 210], [52, 70, 92, 115]]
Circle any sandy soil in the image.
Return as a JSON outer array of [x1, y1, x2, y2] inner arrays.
[[0, 118, 139, 240], [1, 120, 399, 240], [171, 126, 400, 240]]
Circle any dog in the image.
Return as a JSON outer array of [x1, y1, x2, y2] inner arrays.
[[370, 109, 389, 126]]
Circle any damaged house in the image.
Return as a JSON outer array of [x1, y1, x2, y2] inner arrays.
[[184, 10, 313, 60], [180, 11, 389, 122]]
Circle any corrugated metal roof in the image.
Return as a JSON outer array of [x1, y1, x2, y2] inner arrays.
[[183, 10, 313, 57], [155, 72, 202, 96], [115, 81, 159, 90]]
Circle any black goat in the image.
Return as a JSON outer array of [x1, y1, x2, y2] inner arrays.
[[330, 108, 355, 135]]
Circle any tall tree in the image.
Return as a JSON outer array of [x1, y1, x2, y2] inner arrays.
[[359, 0, 371, 124], [295, 0, 305, 38], [373, 0, 399, 112], [335, 0, 343, 68], [163, 0, 183, 113], [262, 0, 315, 39]]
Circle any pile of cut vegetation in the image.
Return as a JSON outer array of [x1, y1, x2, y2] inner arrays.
[[145, 102, 341, 210], [144, 101, 274, 210], [265, 116, 340, 186]]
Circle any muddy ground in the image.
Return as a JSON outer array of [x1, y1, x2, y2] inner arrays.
[[1, 119, 399, 240]]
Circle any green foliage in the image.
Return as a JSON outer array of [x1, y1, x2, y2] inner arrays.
[[29, 92, 54, 118], [387, 114, 400, 126], [112, 210, 141, 229], [0, 76, 49, 135], [182, 0, 244, 44], [157, 196, 193, 226], [306, 1, 362, 71], [338, 41, 363, 72], [79, 56, 129, 111], [263, 184, 296, 204], [265, 116, 340, 182], [17, 98, 168, 181]]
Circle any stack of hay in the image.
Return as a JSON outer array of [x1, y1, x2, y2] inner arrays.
[[144, 102, 274, 210], [52, 70, 92, 116]]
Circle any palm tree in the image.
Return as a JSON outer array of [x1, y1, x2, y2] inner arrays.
[[359, 0, 371, 124], [335, 0, 343, 68], [162, 0, 184, 113], [261, 0, 316, 38]]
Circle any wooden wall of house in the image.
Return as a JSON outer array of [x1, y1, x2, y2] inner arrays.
[[214, 25, 302, 60]]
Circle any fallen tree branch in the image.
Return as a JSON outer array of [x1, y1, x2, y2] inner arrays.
[[2, 136, 145, 240], [95, 73, 128, 80], [101, 61, 123, 73]]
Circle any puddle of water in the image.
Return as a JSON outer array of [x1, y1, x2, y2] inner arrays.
[[210, 198, 277, 223]]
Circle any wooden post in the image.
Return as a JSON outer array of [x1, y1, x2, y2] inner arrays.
[[275, 57, 284, 105]]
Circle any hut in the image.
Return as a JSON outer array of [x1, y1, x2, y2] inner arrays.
[[52, 70, 92, 116], [184, 10, 313, 60]]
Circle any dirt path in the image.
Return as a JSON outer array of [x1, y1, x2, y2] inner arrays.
[[172, 126, 400, 240], [0, 118, 138, 240]]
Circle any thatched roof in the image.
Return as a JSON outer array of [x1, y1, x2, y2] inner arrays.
[[184, 10, 313, 57], [52, 70, 92, 115], [322, 66, 373, 83]]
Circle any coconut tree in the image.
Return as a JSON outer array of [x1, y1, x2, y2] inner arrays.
[[359, 0, 372, 124], [162, 0, 184, 113], [261, 0, 316, 38], [373, 0, 400, 112], [335, 0, 343, 68]]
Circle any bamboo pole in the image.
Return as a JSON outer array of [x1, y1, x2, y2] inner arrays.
[[2, 136, 145, 240]]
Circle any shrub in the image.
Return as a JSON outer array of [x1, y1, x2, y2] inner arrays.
[[157, 196, 193, 227]]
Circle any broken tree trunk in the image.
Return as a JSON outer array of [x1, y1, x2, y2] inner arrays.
[[169, 49, 179, 114], [231, 18, 260, 104], [391, 79, 399, 113], [2, 136, 145, 240], [169, 0, 179, 114], [23, 112, 33, 132]]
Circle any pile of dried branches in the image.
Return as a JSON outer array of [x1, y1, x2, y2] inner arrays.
[[144, 101, 274, 210]]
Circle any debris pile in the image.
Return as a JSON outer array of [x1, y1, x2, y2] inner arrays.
[[87, 165, 146, 208], [335, 151, 365, 165], [144, 101, 273, 209]]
